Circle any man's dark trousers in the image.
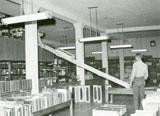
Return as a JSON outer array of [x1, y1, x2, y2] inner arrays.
[[133, 77, 145, 111]]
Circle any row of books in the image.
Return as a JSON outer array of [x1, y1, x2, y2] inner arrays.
[[0, 88, 71, 116], [0, 69, 26, 75], [0, 80, 32, 94], [11, 63, 25, 69], [131, 91, 160, 116], [0, 63, 8, 69], [39, 77, 57, 89]]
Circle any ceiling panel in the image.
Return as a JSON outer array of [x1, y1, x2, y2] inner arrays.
[[45, 0, 160, 29], [1, 0, 160, 45]]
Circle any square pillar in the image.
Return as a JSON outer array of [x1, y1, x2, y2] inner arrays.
[[24, 1, 39, 94], [25, 21, 39, 94], [74, 23, 85, 85], [101, 33, 110, 103]]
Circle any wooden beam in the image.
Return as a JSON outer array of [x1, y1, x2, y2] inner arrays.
[[38, 37, 130, 88], [106, 25, 160, 34]]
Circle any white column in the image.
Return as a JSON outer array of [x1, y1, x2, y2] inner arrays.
[[25, 21, 39, 94], [102, 41, 109, 81], [119, 40, 125, 80], [24, 1, 39, 94], [101, 33, 110, 103], [74, 23, 85, 85]]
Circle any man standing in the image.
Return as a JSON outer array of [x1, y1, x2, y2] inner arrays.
[[130, 53, 148, 111]]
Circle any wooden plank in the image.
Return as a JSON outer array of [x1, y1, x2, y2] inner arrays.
[[107, 88, 158, 95], [33, 100, 71, 116], [38, 38, 130, 88]]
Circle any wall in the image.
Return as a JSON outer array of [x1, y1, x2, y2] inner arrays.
[[84, 31, 160, 59], [0, 37, 55, 62]]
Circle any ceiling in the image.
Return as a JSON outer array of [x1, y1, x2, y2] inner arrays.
[[1, 0, 160, 46], [44, 0, 160, 28]]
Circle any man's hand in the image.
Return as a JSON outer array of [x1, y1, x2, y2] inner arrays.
[[129, 81, 133, 88]]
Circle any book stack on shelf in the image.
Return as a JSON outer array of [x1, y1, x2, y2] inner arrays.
[[11, 62, 26, 80], [108, 58, 120, 79], [92, 104, 127, 116], [39, 77, 57, 89], [39, 62, 56, 79], [0, 79, 32, 95], [0, 62, 9, 81], [0, 61, 26, 81], [0, 88, 71, 116]]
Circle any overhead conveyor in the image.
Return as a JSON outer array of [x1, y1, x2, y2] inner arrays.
[[38, 36, 130, 88]]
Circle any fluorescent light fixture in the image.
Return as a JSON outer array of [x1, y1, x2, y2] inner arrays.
[[110, 44, 132, 49], [131, 49, 148, 52], [79, 36, 109, 42], [58, 46, 76, 50], [92, 51, 102, 54], [1, 12, 52, 25]]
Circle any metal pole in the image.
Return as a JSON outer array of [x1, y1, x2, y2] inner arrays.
[[95, 7, 98, 36], [89, 8, 92, 37]]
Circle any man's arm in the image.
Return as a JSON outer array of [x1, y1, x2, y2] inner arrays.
[[144, 65, 148, 80], [130, 63, 136, 86]]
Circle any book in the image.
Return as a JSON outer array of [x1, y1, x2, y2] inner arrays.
[[0, 88, 71, 116], [0, 79, 32, 95]]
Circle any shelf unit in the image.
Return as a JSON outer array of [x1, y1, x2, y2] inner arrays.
[[0, 61, 25, 81], [32, 100, 73, 116]]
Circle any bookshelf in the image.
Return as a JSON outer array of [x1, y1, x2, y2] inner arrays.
[[0, 79, 32, 96], [32, 100, 73, 116], [0, 61, 25, 81]]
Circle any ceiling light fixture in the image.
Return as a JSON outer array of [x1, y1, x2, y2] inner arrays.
[[92, 51, 102, 54], [110, 23, 132, 49], [131, 49, 147, 52], [58, 46, 76, 50], [79, 36, 109, 42], [110, 44, 133, 49], [1, 12, 52, 25], [131, 33, 147, 53]]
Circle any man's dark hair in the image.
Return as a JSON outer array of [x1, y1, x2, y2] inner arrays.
[[136, 53, 142, 59]]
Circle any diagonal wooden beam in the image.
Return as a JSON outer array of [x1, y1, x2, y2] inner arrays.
[[38, 37, 130, 88]]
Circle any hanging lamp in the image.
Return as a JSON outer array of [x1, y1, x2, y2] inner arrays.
[[79, 6, 109, 43], [110, 23, 133, 49], [131, 33, 147, 52]]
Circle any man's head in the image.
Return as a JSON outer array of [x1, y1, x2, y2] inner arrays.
[[135, 53, 142, 61]]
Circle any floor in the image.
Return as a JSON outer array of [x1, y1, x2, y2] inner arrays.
[[51, 95, 134, 116]]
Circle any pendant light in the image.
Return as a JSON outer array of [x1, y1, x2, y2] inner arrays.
[[88, 6, 102, 55], [1, 12, 52, 25], [79, 6, 109, 43], [58, 26, 76, 50], [110, 23, 132, 49], [131, 33, 147, 53]]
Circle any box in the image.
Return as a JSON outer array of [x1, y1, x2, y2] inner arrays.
[[92, 104, 127, 116]]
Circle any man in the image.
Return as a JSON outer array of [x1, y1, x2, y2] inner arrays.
[[130, 53, 148, 111]]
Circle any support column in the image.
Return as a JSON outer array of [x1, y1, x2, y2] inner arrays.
[[74, 23, 85, 85], [119, 40, 125, 80], [25, 22, 39, 94], [101, 33, 110, 103], [101, 33, 109, 75], [24, 1, 39, 94]]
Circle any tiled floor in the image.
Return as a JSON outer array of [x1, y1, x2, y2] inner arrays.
[[52, 95, 134, 116]]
